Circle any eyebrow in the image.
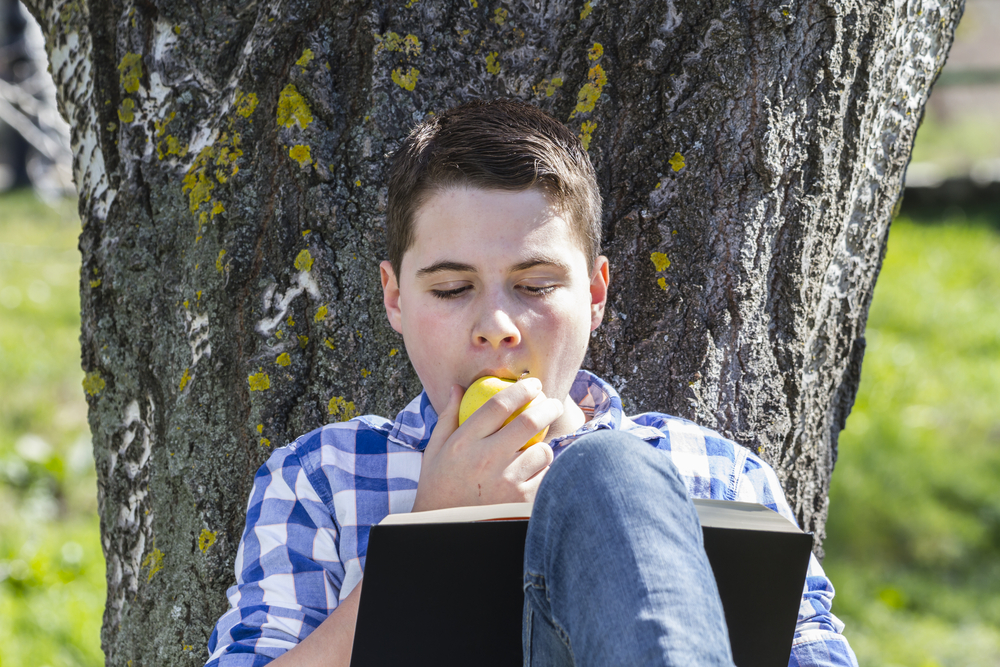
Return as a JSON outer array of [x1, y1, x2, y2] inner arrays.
[[510, 256, 572, 273], [415, 261, 477, 277], [415, 255, 571, 278]]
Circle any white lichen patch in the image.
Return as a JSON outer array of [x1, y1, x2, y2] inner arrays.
[[183, 309, 212, 369], [152, 17, 179, 63], [659, 0, 683, 34], [105, 394, 157, 624], [45, 21, 115, 221], [255, 270, 321, 337], [117, 397, 153, 481]]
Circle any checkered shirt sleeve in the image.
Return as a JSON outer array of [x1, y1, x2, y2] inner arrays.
[[633, 413, 859, 667], [205, 434, 348, 666]]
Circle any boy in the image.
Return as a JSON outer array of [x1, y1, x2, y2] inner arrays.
[[206, 100, 857, 666]]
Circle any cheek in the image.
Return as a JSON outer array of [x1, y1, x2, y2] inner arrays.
[[402, 304, 461, 367], [532, 293, 593, 351]]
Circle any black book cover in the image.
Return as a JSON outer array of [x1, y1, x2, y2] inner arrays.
[[351, 500, 812, 667]]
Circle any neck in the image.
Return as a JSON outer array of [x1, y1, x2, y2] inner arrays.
[[545, 395, 587, 442]]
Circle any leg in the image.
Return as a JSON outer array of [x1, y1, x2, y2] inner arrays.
[[522, 430, 734, 667]]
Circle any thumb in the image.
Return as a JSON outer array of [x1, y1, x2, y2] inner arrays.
[[428, 385, 463, 451]]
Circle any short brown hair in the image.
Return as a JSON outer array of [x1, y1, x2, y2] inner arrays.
[[386, 99, 602, 278]]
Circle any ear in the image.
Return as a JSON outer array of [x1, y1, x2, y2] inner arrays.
[[380, 260, 403, 334], [589, 255, 610, 331]]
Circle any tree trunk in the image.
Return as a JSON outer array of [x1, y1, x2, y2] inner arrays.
[[23, 0, 962, 663]]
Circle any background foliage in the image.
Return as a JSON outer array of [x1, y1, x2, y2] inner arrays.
[[824, 203, 1000, 666], [0, 192, 104, 667]]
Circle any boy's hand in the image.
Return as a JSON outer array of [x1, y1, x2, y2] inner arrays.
[[411, 378, 560, 512]]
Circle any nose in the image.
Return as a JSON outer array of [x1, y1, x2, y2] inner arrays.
[[472, 292, 522, 350]]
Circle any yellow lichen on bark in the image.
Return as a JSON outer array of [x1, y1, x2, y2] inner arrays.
[[328, 396, 359, 421], [650, 252, 671, 272], [486, 52, 501, 75], [154, 112, 175, 136], [579, 120, 597, 149], [248, 370, 270, 391], [276, 84, 313, 129], [118, 53, 143, 93], [570, 63, 607, 118], [117, 98, 135, 123], [544, 77, 563, 97], [235, 90, 259, 119], [289, 144, 313, 168], [82, 371, 105, 396], [141, 546, 163, 582], [391, 67, 419, 91], [378, 32, 422, 57], [295, 48, 315, 69], [294, 249, 314, 272], [183, 133, 242, 212], [198, 529, 217, 553]]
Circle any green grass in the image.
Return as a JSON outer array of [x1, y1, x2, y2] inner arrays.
[[1, 186, 999, 666], [0, 190, 104, 667], [825, 212, 1000, 666]]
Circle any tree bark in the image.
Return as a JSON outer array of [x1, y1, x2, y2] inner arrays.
[[24, 0, 962, 663]]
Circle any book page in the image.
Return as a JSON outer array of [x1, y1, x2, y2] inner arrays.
[[379, 502, 533, 525], [380, 498, 803, 534], [693, 499, 803, 534]]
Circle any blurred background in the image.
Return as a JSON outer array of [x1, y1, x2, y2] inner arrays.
[[0, 0, 998, 664]]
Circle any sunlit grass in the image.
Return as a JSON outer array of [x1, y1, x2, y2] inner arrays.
[[0, 190, 103, 667], [825, 213, 1000, 666]]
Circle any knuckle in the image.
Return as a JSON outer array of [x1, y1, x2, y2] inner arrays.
[[520, 411, 545, 432]]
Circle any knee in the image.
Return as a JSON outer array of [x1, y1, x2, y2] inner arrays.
[[539, 430, 685, 505]]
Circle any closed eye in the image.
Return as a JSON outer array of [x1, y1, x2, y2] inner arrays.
[[431, 285, 472, 299], [518, 284, 556, 296]]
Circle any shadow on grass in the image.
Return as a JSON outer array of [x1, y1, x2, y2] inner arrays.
[[900, 183, 1000, 230]]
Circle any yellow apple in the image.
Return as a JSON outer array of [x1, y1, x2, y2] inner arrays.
[[458, 376, 549, 450]]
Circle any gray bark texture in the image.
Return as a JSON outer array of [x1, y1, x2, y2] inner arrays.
[[23, 0, 961, 663]]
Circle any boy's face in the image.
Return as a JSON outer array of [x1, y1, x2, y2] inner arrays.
[[380, 186, 609, 424]]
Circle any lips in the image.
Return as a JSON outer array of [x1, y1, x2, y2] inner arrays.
[[470, 367, 528, 383]]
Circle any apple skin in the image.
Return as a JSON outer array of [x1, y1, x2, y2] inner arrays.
[[458, 377, 549, 450]]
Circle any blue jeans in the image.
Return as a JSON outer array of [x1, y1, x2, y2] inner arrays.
[[523, 430, 735, 667]]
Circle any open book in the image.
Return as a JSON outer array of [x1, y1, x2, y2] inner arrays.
[[352, 499, 812, 667], [377, 497, 808, 532]]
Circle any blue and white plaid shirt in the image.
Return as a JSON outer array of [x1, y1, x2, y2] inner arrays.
[[207, 370, 857, 667]]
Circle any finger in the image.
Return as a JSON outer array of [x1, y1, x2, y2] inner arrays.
[[503, 397, 563, 451], [518, 465, 549, 501], [502, 443, 552, 494], [464, 377, 543, 439], [517, 442, 554, 479], [426, 384, 463, 455]]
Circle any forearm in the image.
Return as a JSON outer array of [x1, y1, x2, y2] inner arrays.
[[270, 580, 363, 667]]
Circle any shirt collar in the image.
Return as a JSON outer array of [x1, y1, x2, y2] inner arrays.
[[386, 370, 665, 452]]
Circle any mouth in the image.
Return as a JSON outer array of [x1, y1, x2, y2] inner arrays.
[[472, 368, 531, 383]]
